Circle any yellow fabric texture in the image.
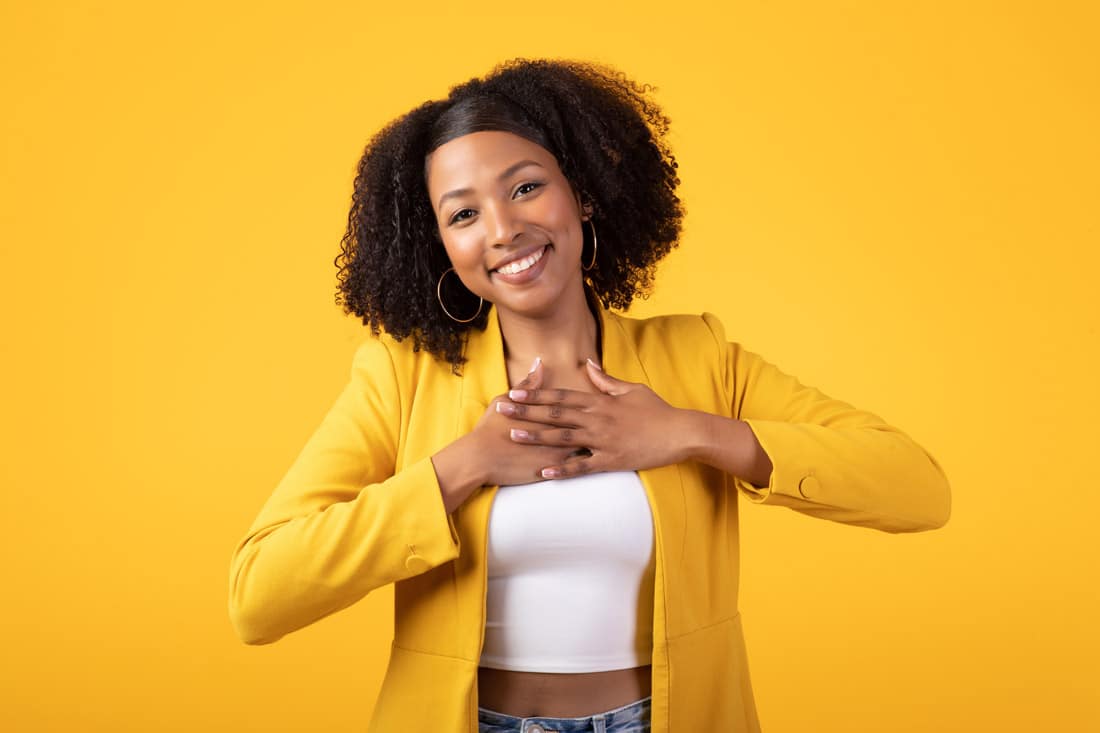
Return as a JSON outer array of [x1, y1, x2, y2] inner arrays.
[[228, 303, 951, 732]]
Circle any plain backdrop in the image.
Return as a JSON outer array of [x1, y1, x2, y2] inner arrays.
[[2, 1, 1097, 730]]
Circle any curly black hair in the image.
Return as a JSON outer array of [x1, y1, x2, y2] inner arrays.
[[334, 58, 684, 372]]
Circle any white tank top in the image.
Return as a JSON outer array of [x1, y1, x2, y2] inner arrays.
[[479, 471, 656, 672]]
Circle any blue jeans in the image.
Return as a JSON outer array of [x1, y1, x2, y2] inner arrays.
[[477, 696, 651, 733]]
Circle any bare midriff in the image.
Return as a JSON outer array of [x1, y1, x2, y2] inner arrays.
[[477, 664, 652, 718]]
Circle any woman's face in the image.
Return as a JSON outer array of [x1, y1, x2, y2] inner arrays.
[[425, 130, 590, 320]]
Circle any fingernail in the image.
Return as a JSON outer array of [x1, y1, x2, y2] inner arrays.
[[496, 402, 515, 416], [541, 468, 561, 478], [510, 429, 530, 440], [529, 356, 542, 373], [509, 389, 528, 400], [586, 358, 603, 371]]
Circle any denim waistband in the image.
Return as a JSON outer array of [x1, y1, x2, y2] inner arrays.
[[477, 695, 651, 731]]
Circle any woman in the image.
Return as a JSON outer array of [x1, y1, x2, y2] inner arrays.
[[228, 58, 951, 733]]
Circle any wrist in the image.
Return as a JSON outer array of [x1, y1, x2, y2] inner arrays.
[[461, 430, 491, 489], [676, 409, 716, 464], [679, 412, 772, 488], [431, 432, 488, 513]]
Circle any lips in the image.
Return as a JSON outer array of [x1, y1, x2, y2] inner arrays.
[[490, 243, 550, 274], [490, 244, 551, 285]]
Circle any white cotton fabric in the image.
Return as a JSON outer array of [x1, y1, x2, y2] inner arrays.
[[479, 470, 656, 673]]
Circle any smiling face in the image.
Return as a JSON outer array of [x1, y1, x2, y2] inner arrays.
[[425, 130, 591, 321]]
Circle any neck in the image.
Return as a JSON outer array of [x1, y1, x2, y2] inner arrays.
[[497, 283, 601, 383]]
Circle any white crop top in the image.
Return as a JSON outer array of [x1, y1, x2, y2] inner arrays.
[[479, 471, 656, 673]]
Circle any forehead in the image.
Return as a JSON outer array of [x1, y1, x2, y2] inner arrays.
[[425, 130, 559, 190]]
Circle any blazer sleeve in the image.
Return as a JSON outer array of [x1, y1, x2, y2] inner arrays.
[[228, 336, 461, 645], [702, 312, 951, 533]]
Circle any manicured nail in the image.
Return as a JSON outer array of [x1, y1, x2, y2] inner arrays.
[[586, 358, 603, 371], [541, 468, 561, 478], [510, 428, 530, 440], [496, 402, 515, 416], [529, 356, 542, 373], [509, 389, 528, 400]]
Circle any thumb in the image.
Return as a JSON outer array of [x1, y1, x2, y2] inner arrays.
[[585, 358, 628, 395], [517, 356, 544, 389]]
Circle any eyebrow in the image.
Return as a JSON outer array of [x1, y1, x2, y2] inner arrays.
[[436, 159, 545, 212]]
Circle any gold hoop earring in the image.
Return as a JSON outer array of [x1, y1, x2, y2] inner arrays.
[[436, 268, 483, 324], [583, 219, 598, 272]]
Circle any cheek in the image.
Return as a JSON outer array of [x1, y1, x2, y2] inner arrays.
[[544, 191, 584, 236], [441, 236, 487, 280], [547, 209, 583, 253]]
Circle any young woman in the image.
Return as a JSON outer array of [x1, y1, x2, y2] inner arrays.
[[229, 58, 951, 733]]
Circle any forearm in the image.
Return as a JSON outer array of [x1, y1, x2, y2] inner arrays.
[[431, 433, 488, 514], [698, 311, 950, 531], [679, 410, 773, 488], [229, 457, 460, 645]]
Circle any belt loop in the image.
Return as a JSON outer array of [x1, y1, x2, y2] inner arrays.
[[593, 714, 607, 733]]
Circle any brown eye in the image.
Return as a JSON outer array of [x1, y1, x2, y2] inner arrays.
[[514, 182, 543, 197], [449, 208, 474, 225]]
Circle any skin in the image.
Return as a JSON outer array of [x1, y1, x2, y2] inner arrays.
[[424, 131, 773, 717]]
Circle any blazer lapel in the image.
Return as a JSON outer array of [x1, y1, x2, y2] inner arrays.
[[453, 301, 509, 522], [602, 307, 683, 660], [449, 306, 508, 661]]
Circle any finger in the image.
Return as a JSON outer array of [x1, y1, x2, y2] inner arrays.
[[540, 455, 597, 479], [507, 386, 596, 407], [513, 356, 544, 390], [510, 425, 591, 447], [496, 401, 588, 426], [585, 358, 631, 396]]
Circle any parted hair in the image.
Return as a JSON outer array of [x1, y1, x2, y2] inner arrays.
[[334, 58, 684, 372]]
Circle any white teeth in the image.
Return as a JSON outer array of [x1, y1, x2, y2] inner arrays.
[[496, 246, 546, 275]]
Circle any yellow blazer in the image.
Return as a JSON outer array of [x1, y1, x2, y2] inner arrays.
[[229, 302, 951, 732]]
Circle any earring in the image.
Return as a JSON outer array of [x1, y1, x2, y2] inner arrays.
[[583, 219, 599, 272], [436, 268, 484, 323]]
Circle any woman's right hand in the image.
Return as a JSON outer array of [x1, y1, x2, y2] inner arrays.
[[431, 359, 581, 513], [468, 358, 585, 487]]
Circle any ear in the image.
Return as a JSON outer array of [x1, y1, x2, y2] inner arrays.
[[580, 198, 594, 221], [573, 187, 594, 221]]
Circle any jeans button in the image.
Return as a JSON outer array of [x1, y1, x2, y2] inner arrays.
[[527, 725, 545, 733]]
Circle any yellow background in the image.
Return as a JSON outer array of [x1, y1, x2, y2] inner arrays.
[[2, 1, 1097, 730]]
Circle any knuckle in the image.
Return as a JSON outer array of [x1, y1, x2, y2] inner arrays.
[[560, 429, 574, 443], [549, 405, 563, 419]]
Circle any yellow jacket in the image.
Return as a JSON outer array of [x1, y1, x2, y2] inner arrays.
[[229, 303, 951, 732]]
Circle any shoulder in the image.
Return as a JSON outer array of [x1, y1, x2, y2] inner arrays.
[[349, 329, 447, 392], [605, 310, 734, 409], [607, 309, 730, 357]]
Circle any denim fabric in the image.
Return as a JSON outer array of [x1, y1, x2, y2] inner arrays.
[[477, 696, 651, 733]]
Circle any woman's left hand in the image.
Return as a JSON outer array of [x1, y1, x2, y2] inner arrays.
[[498, 359, 697, 478]]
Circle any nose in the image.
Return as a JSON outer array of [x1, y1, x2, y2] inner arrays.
[[482, 200, 522, 247]]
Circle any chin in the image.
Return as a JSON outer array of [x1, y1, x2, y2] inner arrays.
[[498, 285, 585, 321]]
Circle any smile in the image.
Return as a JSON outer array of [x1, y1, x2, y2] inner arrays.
[[494, 245, 548, 275]]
